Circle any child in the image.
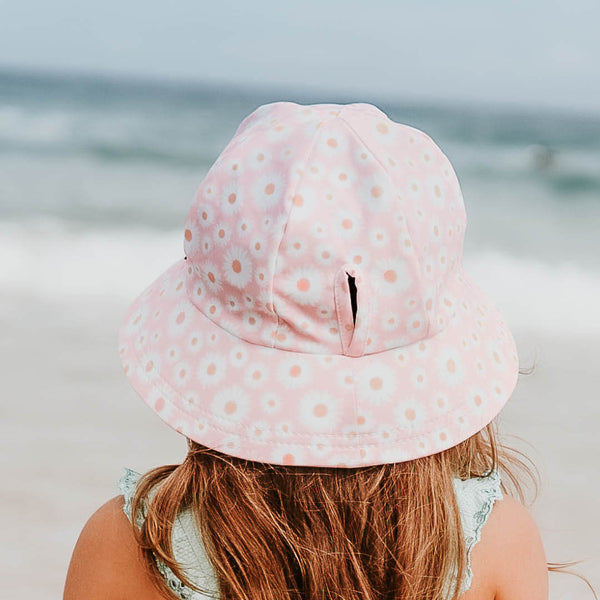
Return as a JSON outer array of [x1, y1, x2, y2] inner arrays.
[[64, 101, 550, 599]]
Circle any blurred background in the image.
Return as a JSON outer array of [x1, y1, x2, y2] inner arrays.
[[1, 1, 599, 598]]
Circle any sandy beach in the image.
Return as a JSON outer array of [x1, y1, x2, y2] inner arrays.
[[2, 289, 598, 599]]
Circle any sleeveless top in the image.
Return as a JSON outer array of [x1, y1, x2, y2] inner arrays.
[[119, 468, 503, 600]]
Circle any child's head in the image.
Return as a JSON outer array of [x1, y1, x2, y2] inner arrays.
[[118, 101, 545, 600], [118, 101, 520, 469]]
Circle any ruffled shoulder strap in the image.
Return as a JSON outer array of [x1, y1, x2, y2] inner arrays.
[[117, 468, 220, 600], [118, 467, 144, 527], [452, 470, 503, 593]]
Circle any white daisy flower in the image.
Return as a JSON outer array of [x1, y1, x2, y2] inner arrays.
[[244, 363, 269, 388], [486, 339, 507, 373], [437, 245, 449, 273], [432, 392, 450, 414], [382, 312, 400, 332], [432, 428, 452, 452], [406, 177, 423, 203], [277, 357, 312, 389], [288, 183, 318, 220], [236, 217, 254, 238], [410, 340, 429, 361], [137, 351, 161, 383], [276, 420, 294, 438], [223, 246, 253, 289], [314, 243, 336, 267], [318, 128, 349, 156], [335, 367, 355, 391], [149, 330, 162, 345], [213, 222, 232, 246], [333, 208, 361, 239], [372, 257, 413, 296], [355, 144, 376, 166], [299, 391, 338, 432], [329, 164, 357, 189], [224, 294, 242, 313], [394, 398, 427, 432], [405, 311, 427, 340], [211, 385, 250, 423], [357, 363, 397, 406], [315, 304, 334, 320], [228, 344, 249, 368], [172, 361, 192, 388], [241, 311, 262, 334], [285, 236, 307, 258], [426, 174, 447, 208], [467, 385, 487, 414], [183, 222, 201, 257], [248, 148, 272, 171], [123, 304, 149, 336], [394, 348, 411, 369], [254, 266, 269, 287], [279, 145, 296, 161], [261, 392, 281, 414], [199, 261, 223, 295], [219, 434, 243, 454], [372, 119, 397, 145], [489, 379, 505, 402], [349, 248, 370, 269], [454, 411, 471, 435], [411, 366, 428, 391], [249, 235, 267, 259], [168, 302, 193, 337], [374, 423, 395, 443], [195, 202, 216, 229], [305, 159, 326, 182], [197, 352, 227, 388], [222, 156, 244, 178], [370, 227, 388, 247], [437, 347, 465, 387], [281, 266, 323, 305], [361, 173, 392, 213], [266, 120, 293, 142], [311, 220, 327, 239], [474, 355, 486, 378], [249, 420, 271, 442], [170, 272, 188, 299], [165, 345, 181, 363], [133, 329, 149, 354], [198, 178, 219, 204], [251, 172, 284, 208], [203, 298, 224, 323], [183, 330, 202, 353]]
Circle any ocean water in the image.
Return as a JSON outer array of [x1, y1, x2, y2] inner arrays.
[[2, 69, 599, 337], [2, 69, 599, 597]]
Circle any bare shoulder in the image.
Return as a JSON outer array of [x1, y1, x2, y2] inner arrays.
[[467, 493, 549, 600], [63, 496, 167, 600]]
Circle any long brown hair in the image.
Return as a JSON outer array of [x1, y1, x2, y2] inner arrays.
[[129, 365, 594, 600]]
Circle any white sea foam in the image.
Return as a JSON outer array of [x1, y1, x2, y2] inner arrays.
[[2, 219, 599, 336]]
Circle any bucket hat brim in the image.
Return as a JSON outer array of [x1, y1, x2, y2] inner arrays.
[[118, 257, 519, 468]]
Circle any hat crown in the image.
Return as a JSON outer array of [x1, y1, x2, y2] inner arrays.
[[183, 102, 467, 356]]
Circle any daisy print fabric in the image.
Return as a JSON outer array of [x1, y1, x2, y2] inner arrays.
[[118, 101, 519, 468]]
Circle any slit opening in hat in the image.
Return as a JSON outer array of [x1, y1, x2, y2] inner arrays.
[[346, 272, 357, 326]]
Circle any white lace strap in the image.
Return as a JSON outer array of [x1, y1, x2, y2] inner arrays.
[[117, 469, 219, 600], [452, 470, 503, 594]]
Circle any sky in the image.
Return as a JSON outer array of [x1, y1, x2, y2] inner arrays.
[[1, 0, 599, 114]]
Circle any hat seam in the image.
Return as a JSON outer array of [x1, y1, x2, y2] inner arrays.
[[270, 112, 340, 348], [337, 115, 431, 341]]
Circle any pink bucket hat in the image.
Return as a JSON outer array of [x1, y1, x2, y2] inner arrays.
[[118, 101, 519, 468]]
